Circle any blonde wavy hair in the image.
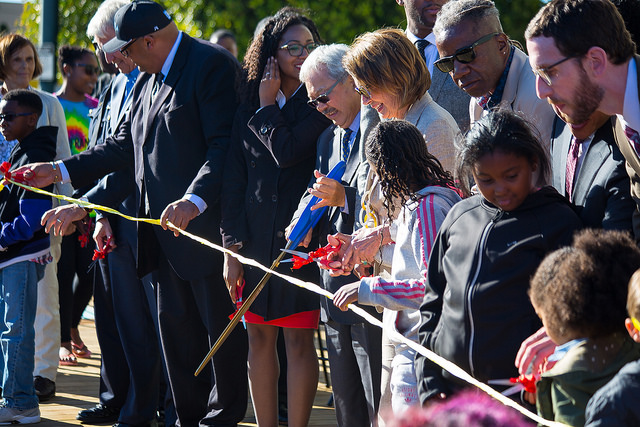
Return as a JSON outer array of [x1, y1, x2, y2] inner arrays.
[[343, 28, 430, 111]]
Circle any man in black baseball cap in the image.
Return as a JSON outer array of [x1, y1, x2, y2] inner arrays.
[[17, 0, 249, 424], [103, 0, 172, 54]]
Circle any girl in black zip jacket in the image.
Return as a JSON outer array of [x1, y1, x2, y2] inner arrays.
[[416, 110, 582, 404]]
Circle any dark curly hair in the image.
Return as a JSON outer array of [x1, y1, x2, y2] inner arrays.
[[57, 45, 96, 74], [456, 109, 549, 196], [366, 120, 456, 221], [239, 7, 322, 109], [529, 229, 640, 341]]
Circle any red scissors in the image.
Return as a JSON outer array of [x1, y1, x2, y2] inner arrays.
[[280, 242, 342, 270]]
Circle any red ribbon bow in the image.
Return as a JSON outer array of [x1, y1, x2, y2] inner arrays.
[[0, 162, 25, 183], [510, 374, 537, 394], [289, 242, 341, 270], [92, 235, 113, 261]]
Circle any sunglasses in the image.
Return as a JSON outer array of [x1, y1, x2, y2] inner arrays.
[[120, 38, 138, 58], [279, 42, 319, 57], [0, 112, 34, 122], [354, 85, 371, 99], [532, 56, 576, 86], [74, 63, 101, 76], [307, 75, 345, 108], [434, 32, 501, 73]]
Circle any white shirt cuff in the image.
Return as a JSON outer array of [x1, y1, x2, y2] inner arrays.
[[57, 161, 71, 184], [340, 194, 349, 214], [184, 193, 207, 214]]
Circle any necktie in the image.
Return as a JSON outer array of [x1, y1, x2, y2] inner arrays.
[[565, 136, 584, 201], [341, 128, 353, 162], [151, 72, 164, 103], [624, 125, 640, 158], [415, 39, 429, 63]]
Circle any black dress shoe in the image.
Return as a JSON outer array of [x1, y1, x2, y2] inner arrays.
[[112, 420, 158, 427], [77, 403, 120, 424], [34, 375, 55, 402]]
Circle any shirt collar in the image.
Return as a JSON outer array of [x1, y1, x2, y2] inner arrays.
[[160, 31, 183, 80], [126, 67, 140, 82], [347, 111, 361, 134], [275, 84, 303, 109], [621, 58, 640, 132], [405, 29, 436, 45], [477, 45, 515, 110], [547, 338, 587, 363]]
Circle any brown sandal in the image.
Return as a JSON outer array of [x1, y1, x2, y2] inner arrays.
[[71, 341, 92, 358]]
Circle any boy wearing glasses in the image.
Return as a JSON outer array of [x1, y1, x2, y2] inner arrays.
[[433, 0, 555, 148], [0, 89, 55, 424]]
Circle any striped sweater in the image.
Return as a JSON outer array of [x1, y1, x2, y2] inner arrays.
[[358, 185, 460, 357]]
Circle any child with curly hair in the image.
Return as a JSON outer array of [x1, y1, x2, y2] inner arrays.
[[585, 268, 640, 426], [530, 229, 640, 426], [333, 120, 461, 415]]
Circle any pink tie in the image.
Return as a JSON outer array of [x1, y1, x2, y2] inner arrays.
[[625, 125, 640, 157], [565, 137, 584, 201]]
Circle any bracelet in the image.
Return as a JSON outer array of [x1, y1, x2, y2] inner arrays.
[[50, 161, 59, 184]]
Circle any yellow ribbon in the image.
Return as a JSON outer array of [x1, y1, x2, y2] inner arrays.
[[5, 177, 567, 427]]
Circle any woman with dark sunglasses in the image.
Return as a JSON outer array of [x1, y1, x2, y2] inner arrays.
[[53, 45, 100, 368], [221, 7, 331, 427]]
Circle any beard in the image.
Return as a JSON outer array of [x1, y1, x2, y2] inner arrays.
[[570, 65, 604, 124]]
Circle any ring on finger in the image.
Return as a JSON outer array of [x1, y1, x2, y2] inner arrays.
[[361, 260, 368, 265], [56, 219, 62, 223]]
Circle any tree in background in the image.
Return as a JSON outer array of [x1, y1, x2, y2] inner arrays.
[[17, 0, 542, 77]]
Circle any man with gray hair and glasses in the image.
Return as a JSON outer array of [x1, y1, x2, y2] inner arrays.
[[434, 0, 555, 147], [290, 43, 382, 427]]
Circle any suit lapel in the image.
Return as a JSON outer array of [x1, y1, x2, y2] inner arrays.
[[142, 34, 191, 145], [573, 125, 611, 203], [110, 75, 127, 133], [342, 129, 361, 185]]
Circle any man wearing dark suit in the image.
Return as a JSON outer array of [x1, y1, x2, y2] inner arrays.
[[526, 0, 640, 239], [551, 112, 634, 232], [72, 1, 165, 424], [21, 1, 247, 425], [397, 0, 471, 132], [293, 44, 382, 427]]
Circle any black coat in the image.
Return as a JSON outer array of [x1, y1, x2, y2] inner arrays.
[[416, 187, 583, 403], [63, 34, 240, 280], [221, 87, 331, 320]]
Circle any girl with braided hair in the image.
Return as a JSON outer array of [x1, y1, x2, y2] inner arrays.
[[333, 120, 461, 417]]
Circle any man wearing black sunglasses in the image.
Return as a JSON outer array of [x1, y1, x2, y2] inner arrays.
[[433, 0, 555, 148], [295, 43, 382, 427]]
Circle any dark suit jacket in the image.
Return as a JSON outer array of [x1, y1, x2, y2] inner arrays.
[[220, 87, 331, 320], [551, 116, 634, 231], [86, 72, 139, 247], [613, 55, 640, 240], [63, 34, 240, 280], [292, 106, 380, 324], [429, 66, 471, 133]]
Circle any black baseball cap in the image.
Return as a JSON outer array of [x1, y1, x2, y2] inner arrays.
[[103, 0, 172, 54]]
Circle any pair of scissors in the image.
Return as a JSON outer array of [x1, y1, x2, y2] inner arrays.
[[228, 279, 247, 329], [280, 242, 342, 271]]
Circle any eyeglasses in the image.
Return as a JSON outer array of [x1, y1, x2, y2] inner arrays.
[[92, 42, 102, 54], [532, 56, 576, 86], [307, 75, 346, 108], [74, 63, 101, 76], [120, 38, 138, 58], [434, 32, 501, 73], [354, 85, 371, 99], [0, 112, 34, 122], [279, 42, 319, 57]]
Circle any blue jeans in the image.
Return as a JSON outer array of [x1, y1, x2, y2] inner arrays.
[[0, 260, 44, 409]]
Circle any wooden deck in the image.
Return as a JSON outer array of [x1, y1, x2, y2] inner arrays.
[[38, 319, 337, 426]]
